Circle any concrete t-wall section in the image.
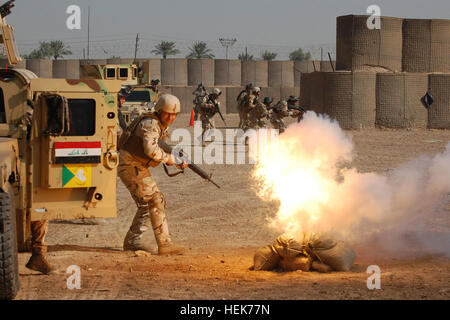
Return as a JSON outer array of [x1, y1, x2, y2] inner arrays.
[[161, 59, 188, 86], [300, 73, 312, 108], [268, 61, 294, 87], [325, 71, 376, 129], [320, 60, 336, 72], [428, 74, 450, 129], [376, 73, 428, 128], [260, 87, 281, 104], [402, 19, 450, 73], [309, 72, 327, 114], [280, 87, 301, 101], [188, 59, 214, 87], [171, 86, 195, 114], [241, 60, 268, 87], [26, 59, 53, 78], [138, 59, 161, 83], [0, 58, 26, 69], [52, 59, 80, 79], [294, 60, 317, 86], [214, 60, 241, 86], [79, 59, 107, 65], [336, 15, 403, 72], [225, 87, 244, 113]]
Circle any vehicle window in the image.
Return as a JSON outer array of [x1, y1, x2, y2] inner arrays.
[[64, 99, 96, 136], [119, 68, 128, 78], [125, 90, 150, 102], [106, 68, 116, 78], [0, 88, 6, 123]]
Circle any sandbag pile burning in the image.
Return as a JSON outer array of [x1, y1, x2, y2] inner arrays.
[[253, 234, 356, 272], [249, 111, 450, 270]]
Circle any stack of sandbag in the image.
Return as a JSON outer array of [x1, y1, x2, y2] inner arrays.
[[253, 233, 356, 272]]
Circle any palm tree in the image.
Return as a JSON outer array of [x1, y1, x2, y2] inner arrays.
[[24, 41, 71, 60], [186, 41, 214, 59], [289, 48, 311, 61], [238, 48, 254, 61], [151, 41, 180, 59], [261, 50, 277, 61], [47, 40, 72, 60]]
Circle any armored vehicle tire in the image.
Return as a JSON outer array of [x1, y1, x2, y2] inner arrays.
[[0, 187, 19, 300]]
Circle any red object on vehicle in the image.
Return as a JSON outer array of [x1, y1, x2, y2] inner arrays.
[[189, 109, 195, 127]]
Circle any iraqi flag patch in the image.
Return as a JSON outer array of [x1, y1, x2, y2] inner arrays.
[[54, 141, 101, 164]]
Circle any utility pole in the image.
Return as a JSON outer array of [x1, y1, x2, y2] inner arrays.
[[134, 33, 139, 60], [321, 47, 323, 61], [87, 6, 90, 59], [219, 38, 236, 60]]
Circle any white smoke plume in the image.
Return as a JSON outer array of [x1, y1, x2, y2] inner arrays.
[[251, 112, 450, 257]]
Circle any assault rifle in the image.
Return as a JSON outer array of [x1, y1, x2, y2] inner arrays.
[[158, 139, 221, 189], [206, 93, 226, 126], [0, 0, 15, 18], [287, 105, 306, 123]]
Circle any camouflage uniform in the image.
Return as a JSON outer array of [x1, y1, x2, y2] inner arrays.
[[192, 86, 207, 121], [22, 107, 54, 274], [246, 99, 269, 130], [269, 100, 290, 133], [149, 88, 161, 112], [119, 113, 174, 252]]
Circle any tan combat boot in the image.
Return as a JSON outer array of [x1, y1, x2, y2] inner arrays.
[[149, 206, 188, 255], [158, 242, 188, 255], [26, 253, 55, 275], [123, 230, 154, 252]]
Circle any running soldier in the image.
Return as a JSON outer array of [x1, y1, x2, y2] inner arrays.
[[192, 83, 207, 121], [198, 88, 222, 144], [236, 83, 253, 129]]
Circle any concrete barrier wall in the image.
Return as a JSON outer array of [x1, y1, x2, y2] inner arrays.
[[79, 59, 107, 65], [268, 61, 294, 87], [402, 19, 450, 72], [428, 73, 450, 129], [26, 59, 53, 78], [161, 59, 188, 86], [52, 59, 80, 79], [0, 58, 26, 69], [241, 61, 268, 87], [376, 73, 428, 128], [280, 87, 301, 101], [225, 87, 244, 113], [188, 59, 215, 86], [300, 73, 312, 108], [336, 15, 403, 71], [309, 72, 327, 114], [214, 59, 241, 86], [171, 86, 195, 114], [320, 60, 336, 72], [294, 61, 311, 86], [325, 71, 376, 129]]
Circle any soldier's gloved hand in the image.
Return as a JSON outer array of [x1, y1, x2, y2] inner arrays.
[[166, 154, 188, 169]]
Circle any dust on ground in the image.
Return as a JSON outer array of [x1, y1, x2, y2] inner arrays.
[[16, 114, 450, 300]]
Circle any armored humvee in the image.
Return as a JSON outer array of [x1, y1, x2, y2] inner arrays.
[[0, 2, 121, 299]]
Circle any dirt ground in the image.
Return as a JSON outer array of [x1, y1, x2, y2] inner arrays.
[[15, 114, 450, 300]]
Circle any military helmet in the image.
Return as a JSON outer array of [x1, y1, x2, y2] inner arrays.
[[118, 86, 131, 98], [263, 97, 273, 105], [253, 87, 261, 94], [150, 79, 160, 86], [212, 88, 222, 96], [245, 83, 253, 90], [155, 94, 181, 114], [287, 95, 299, 102]]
